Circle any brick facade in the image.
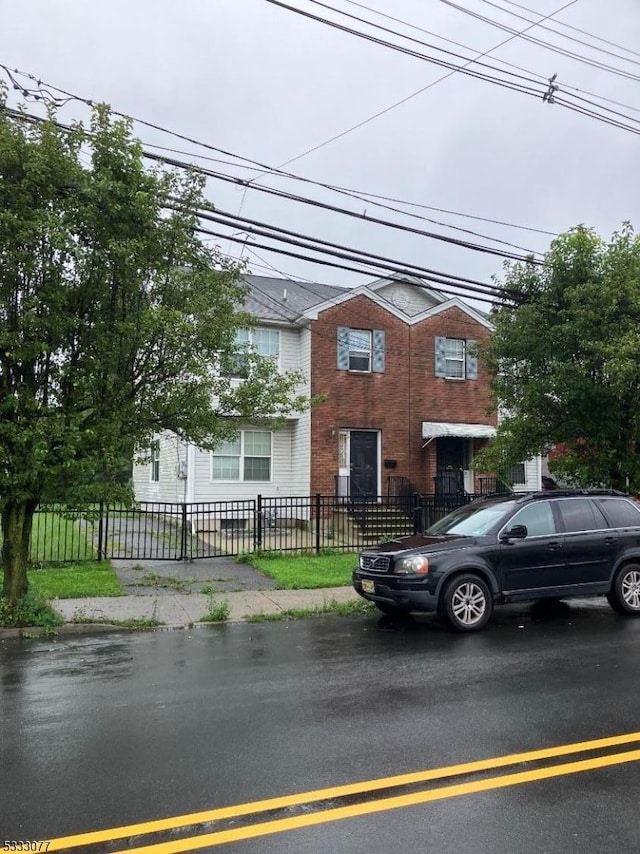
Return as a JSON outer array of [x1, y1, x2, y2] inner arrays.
[[309, 295, 496, 495]]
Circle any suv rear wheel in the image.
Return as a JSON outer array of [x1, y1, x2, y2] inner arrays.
[[439, 573, 492, 632], [607, 563, 640, 615]]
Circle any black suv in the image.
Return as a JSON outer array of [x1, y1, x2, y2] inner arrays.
[[353, 490, 640, 632]]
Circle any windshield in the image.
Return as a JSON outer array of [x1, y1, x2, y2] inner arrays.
[[427, 500, 517, 537]]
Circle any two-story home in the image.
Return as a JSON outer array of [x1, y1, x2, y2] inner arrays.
[[133, 274, 541, 505]]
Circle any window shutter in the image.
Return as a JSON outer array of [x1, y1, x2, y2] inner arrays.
[[337, 327, 350, 370], [466, 340, 478, 380], [372, 329, 385, 373], [434, 336, 447, 377]]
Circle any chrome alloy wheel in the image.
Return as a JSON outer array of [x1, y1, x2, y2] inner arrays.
[[450, 581, 487, 626], [621, 569, 640, 610]]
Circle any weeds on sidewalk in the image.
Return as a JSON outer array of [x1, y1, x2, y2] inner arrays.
[[245, 599, 375, 623], [0, 593, 63, 632], [201, 595, 230, 623], [71, 601, 163, 629]]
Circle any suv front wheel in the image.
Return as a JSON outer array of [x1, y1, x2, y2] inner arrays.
[[607, 563, 640, 615], [439, 573, 493, 632]]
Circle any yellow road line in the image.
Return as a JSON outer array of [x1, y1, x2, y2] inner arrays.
[[46, 731, 640, 852], [113, 748, 640, 854]]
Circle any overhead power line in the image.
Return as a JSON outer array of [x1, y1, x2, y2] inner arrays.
[[1, 103, 544, 264], [194, 224, 515, 306], [497, 0, 640, 60], [0, 70, 552, 259], [258, 0, 640, 168], [257, 0, 577, 171], [178, 201, 521, 299], [0, 102, 522, 306], [475, 0, 640, 67], [337, 0, 640, 117], [439, 0, 640, 84]]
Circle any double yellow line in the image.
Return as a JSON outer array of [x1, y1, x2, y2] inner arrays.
[[48, 731, 640, 853]]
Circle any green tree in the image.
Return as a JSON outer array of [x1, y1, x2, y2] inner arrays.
[[0, 95, 308, 606], [477, 225, 640, 492]]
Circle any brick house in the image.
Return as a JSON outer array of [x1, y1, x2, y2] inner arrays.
[[132, 274, 541, 504]]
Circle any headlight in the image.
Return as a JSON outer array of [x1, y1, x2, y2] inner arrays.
[[394, 555, 429, 575]]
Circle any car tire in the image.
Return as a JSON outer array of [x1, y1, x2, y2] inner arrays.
[[439, 573, 492, 632], [374, 602, 410, 617], [607, 563, 640, 615]]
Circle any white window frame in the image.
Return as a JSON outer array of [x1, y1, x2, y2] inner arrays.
[[222, 328, 280, 377], [348, 329, 372, 372], [150, 443, 160, 483], [445, 338, 466, 380], [211, 430, 273, 482]]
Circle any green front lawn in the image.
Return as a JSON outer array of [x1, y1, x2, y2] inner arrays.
[[243, 551, 358, 589], [29, 511, 97, 562], [27, 561, 123, 599]]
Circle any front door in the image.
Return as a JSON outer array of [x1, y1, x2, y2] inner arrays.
[[435, 437, 466, 494], [349, 431, 378, 499]]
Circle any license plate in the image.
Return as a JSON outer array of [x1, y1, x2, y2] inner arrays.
[[362, 579, 375, 594]]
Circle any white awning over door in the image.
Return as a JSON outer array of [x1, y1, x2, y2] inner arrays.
[[421, 422, 496, 440]]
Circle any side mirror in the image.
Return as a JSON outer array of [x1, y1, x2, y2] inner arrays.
[[500, 524, 528, 541]]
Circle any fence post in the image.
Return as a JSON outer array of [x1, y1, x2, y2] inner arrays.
[[412, 492, 421, 535], [256, 494, 263, 550], [180, 503, 188, 561], [315, 493, 321, 554], [103, 505, 110, 560], [97, 501, 104, 562]]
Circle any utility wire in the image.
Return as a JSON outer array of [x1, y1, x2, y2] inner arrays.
[[497, 0, 640, 60], [0, 77, 551, 259], [439, 0, 640, 84], [194, 224, 514, 305], [337, 0, 640, 117], [257, 0, 577, 171], [181, 201, 519, 298], [1, 103, 545, 264], [475, 0, 640, 67]]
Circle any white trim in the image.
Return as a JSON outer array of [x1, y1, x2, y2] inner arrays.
[[210, 430, 273, 483], [303, 286, 494, 330]]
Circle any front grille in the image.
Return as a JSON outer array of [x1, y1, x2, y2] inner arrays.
[[360, 554, 391, 573]]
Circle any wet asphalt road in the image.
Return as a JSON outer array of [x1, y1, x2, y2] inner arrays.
[[2, 600, 640, 853]]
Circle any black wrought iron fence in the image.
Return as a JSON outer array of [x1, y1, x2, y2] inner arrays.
[[28, 491, 486, 564]]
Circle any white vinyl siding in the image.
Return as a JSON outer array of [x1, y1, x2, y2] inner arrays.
[[133, 432, 189, 502]]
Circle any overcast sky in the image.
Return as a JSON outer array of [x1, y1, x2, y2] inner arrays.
[[2, 0, 640, 304]]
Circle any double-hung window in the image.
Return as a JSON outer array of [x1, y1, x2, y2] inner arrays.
[[211, 431, 272, 482], [445, 338, 465, 379], [434, 336, 478, 380], [222, 328, 280, 377], [150, 442, 160, 483], [337, 327, 385, 373], [348, 329, 372, 372]]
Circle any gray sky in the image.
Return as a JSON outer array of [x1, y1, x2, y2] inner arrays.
[[2, 0, 640, 303]]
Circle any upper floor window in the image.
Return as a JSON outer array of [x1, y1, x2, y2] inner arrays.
[[221, 328, 280, 377], [435, 336, 478, 381], [337, 327, 385, 373], [211, 430, 272, 482], [150, 442, 160, 483]]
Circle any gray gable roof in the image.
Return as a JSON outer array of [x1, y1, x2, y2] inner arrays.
[[243, 275, 348, 322]]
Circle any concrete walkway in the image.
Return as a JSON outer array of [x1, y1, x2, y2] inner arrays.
[[50, 586, 361, 627], [38, 553, 360, 628]]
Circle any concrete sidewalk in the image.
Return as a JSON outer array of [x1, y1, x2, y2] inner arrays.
[[50, 586, 362, 628]]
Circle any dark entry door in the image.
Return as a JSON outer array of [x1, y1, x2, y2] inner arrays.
[[350, 431, 378, 499], [435, 437, 466, 494]]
